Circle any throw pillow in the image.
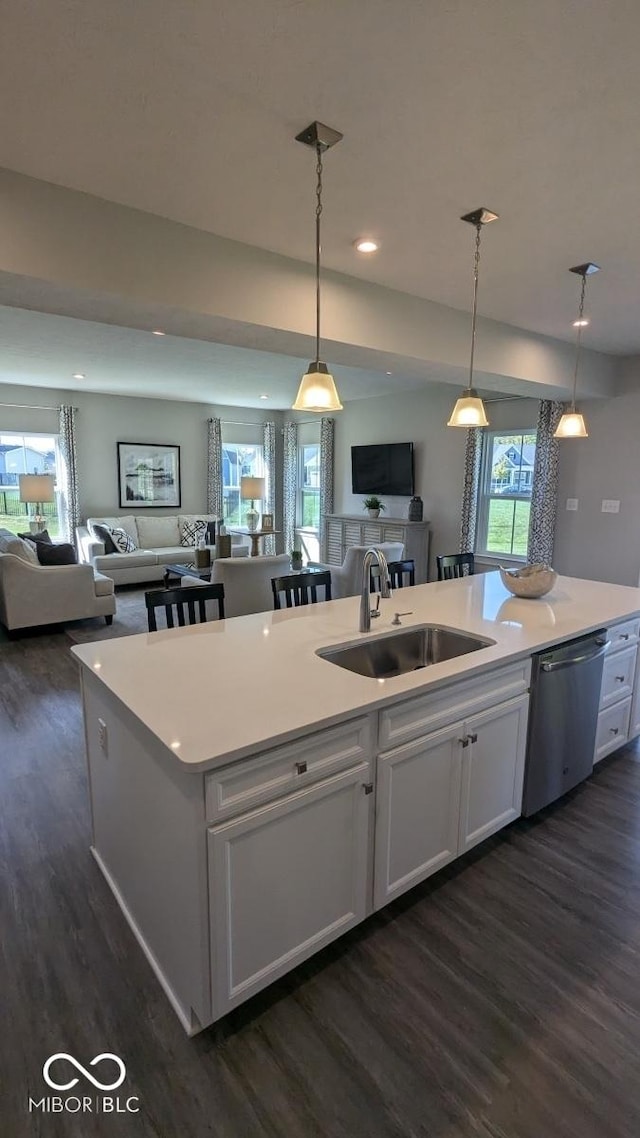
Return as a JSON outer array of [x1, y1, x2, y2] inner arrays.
[[17, 529, 52, 544], [36, 542, 78, 566], [0, 532, 40, 564], [180, 518, 207, 547], [110, 526, 137, 553], [89, 523, 118, 554]]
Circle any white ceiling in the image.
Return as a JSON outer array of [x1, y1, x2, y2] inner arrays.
[[0, 0, 639, 379]]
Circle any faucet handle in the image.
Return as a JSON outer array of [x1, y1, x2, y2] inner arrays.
[[370, 594, 382, 619], [391, 611, 413, 626]]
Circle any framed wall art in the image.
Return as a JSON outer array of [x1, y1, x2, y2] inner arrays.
[[117, 442, 181, 508]]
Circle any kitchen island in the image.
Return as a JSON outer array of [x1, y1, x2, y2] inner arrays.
[[73, 571, 640, 1034]]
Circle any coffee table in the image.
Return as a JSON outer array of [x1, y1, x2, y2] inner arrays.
[[163, 563, 212, 586]]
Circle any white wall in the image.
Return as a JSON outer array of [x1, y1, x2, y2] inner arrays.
[[554, 389, 640, 586]]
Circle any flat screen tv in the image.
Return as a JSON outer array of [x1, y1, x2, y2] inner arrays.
[[351, 442, 414, 496]]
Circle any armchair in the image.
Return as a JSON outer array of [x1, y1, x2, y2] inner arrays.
[[310, 542, 405, 599]]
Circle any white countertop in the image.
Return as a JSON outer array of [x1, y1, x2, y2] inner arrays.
[[72, 572, 640, 772]]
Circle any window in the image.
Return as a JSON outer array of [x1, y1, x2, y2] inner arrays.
[[477, 431, 537, 559], [295, 443, 320, 562], [221, 443, 264, 527], [0, 432, 62, 536]]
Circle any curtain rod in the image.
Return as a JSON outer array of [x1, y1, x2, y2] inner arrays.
[[220, 417, 319, 427], [0, 401, 60, 411]]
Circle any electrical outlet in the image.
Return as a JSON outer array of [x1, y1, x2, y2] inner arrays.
[[601, 499, 620, 513], [98, 717, 108, 756], [566, 498, 578, 511]]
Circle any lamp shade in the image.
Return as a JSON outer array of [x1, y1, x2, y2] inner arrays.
[[553, 411, 588, 439], [446, 389, 489, 428], [19, 473, 55, 503], [240, 476, 265, 501], [292, 365, 343, 413]]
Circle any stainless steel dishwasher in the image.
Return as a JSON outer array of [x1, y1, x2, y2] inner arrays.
[[522, 629, 609, 816]]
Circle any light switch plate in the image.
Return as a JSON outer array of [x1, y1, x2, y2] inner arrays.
[[566, 498, 578, 511], [98, 717, 108, 756], [601, 499, 620, 513]]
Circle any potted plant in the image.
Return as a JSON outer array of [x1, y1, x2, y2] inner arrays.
[[363, 495, 386, 519], [290, 548, 303, 570]]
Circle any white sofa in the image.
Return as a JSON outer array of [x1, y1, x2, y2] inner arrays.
[[0, 529, 115, 631], [76, 514, 249, 586]]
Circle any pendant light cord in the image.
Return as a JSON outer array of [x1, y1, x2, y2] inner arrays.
[[315, 143, 323, 364], [468, 223, 482, 388], [571, 273, 587, 411]]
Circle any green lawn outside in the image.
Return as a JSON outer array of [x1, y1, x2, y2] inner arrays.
[[486, 498, 531, 557]]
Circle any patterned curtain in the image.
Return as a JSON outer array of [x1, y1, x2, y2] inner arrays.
[[319, 417, 335, 560], [263, 421, 276, 554], [527, 400, 564, 566], [58, 405, 80, 544], [459, 427, 483, 554], [206, 417, 223, 519], [283, 421, 298, 556]]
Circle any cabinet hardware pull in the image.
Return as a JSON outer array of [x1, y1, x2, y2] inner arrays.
[[469, 732, 478, 744], [363, 782, 374, 795], [621, 633, 630, 640], [615, 676, 625, 683], [610, 727, 619, 735], [295, 761, 307, 775], [458, 736, 469, 747]]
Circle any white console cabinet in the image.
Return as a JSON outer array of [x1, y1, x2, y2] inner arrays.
[[323, 514, 430, 583]]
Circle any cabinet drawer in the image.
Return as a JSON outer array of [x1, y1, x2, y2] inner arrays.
[[205, 716, 372, 822], [594, 698, 631, 764], [607, 618, 640, 651], [600, 645, 637, 709], [378, 659, 531, 751]]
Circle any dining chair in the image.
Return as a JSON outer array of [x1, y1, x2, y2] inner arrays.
[[145, 582, 225, 631], [271, 570, 332, 610], [436, 553, 475, 581], [370, 558, 415, 591]]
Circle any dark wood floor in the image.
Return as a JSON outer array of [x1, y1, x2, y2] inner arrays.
[[3, 626, 640, 1137]]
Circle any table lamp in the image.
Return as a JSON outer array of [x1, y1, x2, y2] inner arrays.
[[19, 473, 56, 533], [240, 476, 265, 533]]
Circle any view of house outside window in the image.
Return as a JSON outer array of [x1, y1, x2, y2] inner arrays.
[[477, 431, 537, 558], [222, 443, 265, 527], [0, 432, 62, 536], [295, 443, 321, 562]]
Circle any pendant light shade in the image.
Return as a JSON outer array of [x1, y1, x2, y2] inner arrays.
[[292, 362, 343, 412], [447, 208, 498, 429], [447, 389, 489, 428], [554, 262, 599, 440], [292, 121, 344, 413]]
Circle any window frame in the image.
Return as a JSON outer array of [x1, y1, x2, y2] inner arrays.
[[0, 429, 63, 536], [295, 442, 321, 563], [221, 442, 265, 528], [476, 428, 537, 562]]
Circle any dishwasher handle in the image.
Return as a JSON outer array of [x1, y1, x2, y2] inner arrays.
[[540, 641, 610, 672]]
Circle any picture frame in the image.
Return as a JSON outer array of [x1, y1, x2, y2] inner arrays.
[[261, 513, 274, 532], [117, 442, 181, 508]]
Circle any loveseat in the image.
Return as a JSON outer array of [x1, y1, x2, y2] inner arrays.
[[0, 529, 115, 631], [76, 514, 249, 586]]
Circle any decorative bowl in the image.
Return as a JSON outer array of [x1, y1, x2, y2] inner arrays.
[[499, 563, 558, 599]]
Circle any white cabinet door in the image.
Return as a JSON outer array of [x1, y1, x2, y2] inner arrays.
[[208, 763, 371, 1016], [459, 695, 529, 853], [373, 724, 463, 910]]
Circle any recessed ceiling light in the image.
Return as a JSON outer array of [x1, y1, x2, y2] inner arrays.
[[72, 372, 86, 379], [259, 394, 269, 400], [152, 329, 166, 336], [354, 239, 379, 254], [573, 318, 590, 327], [386, 371, 393, 376]]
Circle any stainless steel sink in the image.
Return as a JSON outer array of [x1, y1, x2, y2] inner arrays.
[[317, 624, 495, 679]]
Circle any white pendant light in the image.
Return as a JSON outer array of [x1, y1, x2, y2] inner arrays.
[[292, 121, 344, 413], [554, 262, 600, 439], [447, 207, 498, 428]]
